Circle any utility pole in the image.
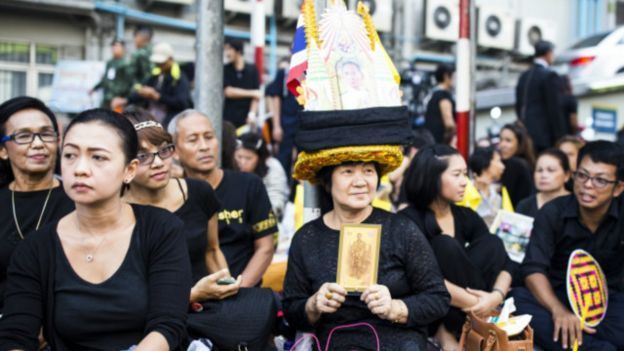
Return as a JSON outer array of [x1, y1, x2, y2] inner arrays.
[[456, 0, 474, 159], [195, 0, 224, 163]]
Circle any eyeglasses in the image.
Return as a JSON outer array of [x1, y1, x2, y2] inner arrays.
[[573, 171, 618, 189], [1, 130, 58, 145], [137, 144, 175, 165]]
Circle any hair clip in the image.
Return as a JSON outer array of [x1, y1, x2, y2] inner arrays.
[[134, 121, 163, 131]]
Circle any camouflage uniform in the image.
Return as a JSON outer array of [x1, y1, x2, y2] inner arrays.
[[129, 44, 153, 86], [92, 58, 133, 109]]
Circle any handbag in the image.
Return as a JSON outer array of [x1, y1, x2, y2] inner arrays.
[[457, 313, 533, 351], [290, 322, 380, 351], [187, 287, 277, 351]]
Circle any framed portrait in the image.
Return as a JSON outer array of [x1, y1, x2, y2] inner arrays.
[[336, 223, 382, 292]]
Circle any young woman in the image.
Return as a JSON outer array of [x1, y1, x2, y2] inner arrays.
[[122, 110, 239, 301], [283, 161, 450, 350], [0, 97, 74, 312], [0, 109, 190, 351], [235, 132, 289, 218], [468, 146, 506, 225], [498, 122, 535, 207], [516, 149, 571, 218], [401, 144, 513, 350]]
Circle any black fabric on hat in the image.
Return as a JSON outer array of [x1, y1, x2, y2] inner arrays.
[[295, 106, 413, 152]]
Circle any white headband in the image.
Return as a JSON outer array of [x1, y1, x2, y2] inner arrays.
[[134, 121, 163, 131]]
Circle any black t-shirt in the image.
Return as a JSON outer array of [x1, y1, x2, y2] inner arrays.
[[53, 223, 147, 350], [223, 62, 260, 128], [174, 178, 221, 283], [214, 170, 277, 278], [424, 89, 456, 143], [0, 184, 74, 311]]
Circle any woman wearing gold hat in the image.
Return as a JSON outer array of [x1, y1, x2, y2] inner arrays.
[[282, 2, 449, 349]]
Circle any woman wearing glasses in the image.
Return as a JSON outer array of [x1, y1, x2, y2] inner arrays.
[[122, 110, 239, 302], [0, 97, 74, 313]]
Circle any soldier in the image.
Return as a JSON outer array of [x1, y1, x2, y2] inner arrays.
[[130, 25, 154, 85], [90, 39, 132, 110]]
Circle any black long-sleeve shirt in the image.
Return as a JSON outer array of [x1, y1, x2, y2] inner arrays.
[[283, 209, 449, 350], [0, 205, 191, 351], [521, 195, 624, 291]]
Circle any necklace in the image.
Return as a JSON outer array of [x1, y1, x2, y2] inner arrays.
[[11, 187, 53, 240], [80, 224, 109, 263]]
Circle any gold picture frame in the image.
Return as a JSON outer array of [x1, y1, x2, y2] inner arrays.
[[336, 223, 382, 292]]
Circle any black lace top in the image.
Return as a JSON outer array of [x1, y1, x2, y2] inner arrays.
[[283, 208, 450, 351]]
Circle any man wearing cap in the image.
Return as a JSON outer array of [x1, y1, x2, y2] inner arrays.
[[128, 42, 192, 128], [90, 39, 133, 110], [515, 40, 567, 152]]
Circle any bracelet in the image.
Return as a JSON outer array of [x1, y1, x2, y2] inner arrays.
[[492, 288, 506, 302]]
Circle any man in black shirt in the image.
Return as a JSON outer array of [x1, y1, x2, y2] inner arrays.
[[168, 109, 276, 287], [512, 141, 624, 351], [424, 64, 456, 144], [223, 40, 261, 129]]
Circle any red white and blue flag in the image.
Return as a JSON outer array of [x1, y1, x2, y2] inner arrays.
[[286, 14, 307, 97]]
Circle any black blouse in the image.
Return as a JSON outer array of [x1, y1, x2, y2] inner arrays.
[[283, 209, 450, 350], [516, 194, 539, 218], [0, 205, 191, 351], [501, 157, 534, 208], [0, 184, 74, 311]]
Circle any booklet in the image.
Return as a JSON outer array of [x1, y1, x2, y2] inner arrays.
[[489, 210, 534, 263]]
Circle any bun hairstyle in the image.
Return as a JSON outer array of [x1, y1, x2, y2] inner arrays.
[[0, 96, 60, 187]]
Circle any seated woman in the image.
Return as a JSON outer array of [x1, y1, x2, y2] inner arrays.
[[0, 109, 191, 351], [0, 97, 74, 313], [283, 159, 450, 349], [400, 144, 513, 350], [235, 132, 289, 219], [498, 122, 536, 207], [516, 148, 571, 218], [123, 110, 240, 301], [468, 146, 506, 226]]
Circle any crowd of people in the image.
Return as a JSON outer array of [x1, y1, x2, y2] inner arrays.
[[0, 24, 624, 351]]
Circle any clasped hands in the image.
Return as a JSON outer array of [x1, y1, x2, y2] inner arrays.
[[308, 283, 404, 322]]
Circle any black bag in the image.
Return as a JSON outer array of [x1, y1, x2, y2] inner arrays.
[[187, 287, 277, 351]]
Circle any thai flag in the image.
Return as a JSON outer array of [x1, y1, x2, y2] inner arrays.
[[286, 13, 307, 97]]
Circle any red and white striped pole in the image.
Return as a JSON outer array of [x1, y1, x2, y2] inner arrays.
[[456, 0, 471, 159], [251, 0, 265, 83]]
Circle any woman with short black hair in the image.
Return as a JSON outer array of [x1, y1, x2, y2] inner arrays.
[[401, 144, 513, 350], [468, 146, 506, 225], [516, 148, 571, 218]]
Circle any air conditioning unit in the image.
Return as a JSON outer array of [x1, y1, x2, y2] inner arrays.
[[425, 0, 459, 42], [281, 0, 303, 20], [345, 0, 393, 32], [477, 6, 515, 50], [515, 18, 556, 56], [225, 0, 275, 16]]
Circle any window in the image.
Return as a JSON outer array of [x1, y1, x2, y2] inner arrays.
[[0, 41, 77, 104]]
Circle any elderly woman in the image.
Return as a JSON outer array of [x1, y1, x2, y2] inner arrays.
[[0, 97, 74, 312], [283, 157, 450, 350]]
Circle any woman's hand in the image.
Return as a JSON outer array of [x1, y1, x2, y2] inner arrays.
[[306, 283, 347, 318], [462, 288, 503, 317], [361, 284, 394, 320], [190, 269, 241, 302]]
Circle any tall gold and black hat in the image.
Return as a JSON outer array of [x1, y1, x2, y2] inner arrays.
[[290, 0, 412, 183]]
